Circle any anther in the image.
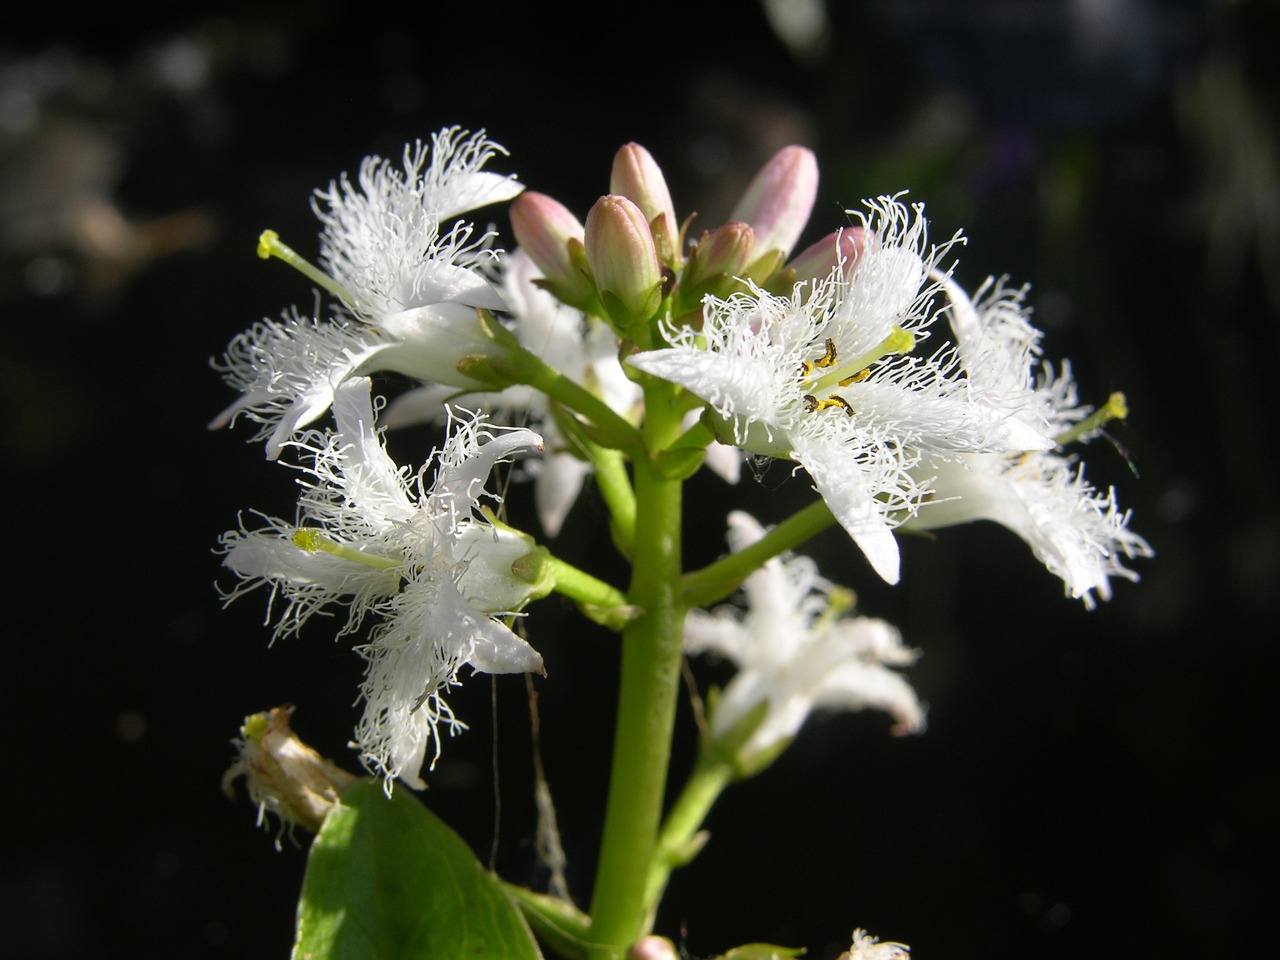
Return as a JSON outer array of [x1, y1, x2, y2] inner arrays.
[[804, 395, 854, 417]]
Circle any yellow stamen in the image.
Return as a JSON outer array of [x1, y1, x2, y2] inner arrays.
[[809, 325, 915, 394], [803, 394, 855, 416], [838, 370, 871, 387]]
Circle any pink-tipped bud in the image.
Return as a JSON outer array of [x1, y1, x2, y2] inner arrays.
[[729, 145, 819, 258], [683, 221, 755, 291], [786, 226, 868, 285], [584, 194, 664, 327], [627, 936, 679, 960], [610, 143, 678, 263], [510, 192, 596, 307]]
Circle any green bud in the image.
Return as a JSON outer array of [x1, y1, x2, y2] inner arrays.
[[680, 221, 756, 306], [584, 195, 664, 333]]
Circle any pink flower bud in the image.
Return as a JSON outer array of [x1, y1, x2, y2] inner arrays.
[[610, 143, 678, 260], [509, 191, 596, 306], [729, 145, 818, 258], [627, 936, 678, 960], [584, 194, 663, 325], [785, 226, 867, 285]]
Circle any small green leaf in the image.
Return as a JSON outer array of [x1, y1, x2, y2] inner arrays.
[[292, 780, 542, 960]]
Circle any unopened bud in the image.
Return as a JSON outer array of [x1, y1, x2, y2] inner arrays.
[[584, 195, 664, 330], [729, 145, 818, 259], [510, 192, 596, 308], [222, 706, 356, 842], [786, 226, 868, 285], [683, 221, 755, 294], [627, 936, 679, 960], [611, 143, 679, 265]]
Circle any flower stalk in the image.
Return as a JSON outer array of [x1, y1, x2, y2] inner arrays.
[[587, 380, 688, 956]]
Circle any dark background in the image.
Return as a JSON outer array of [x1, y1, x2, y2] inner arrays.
[[3, 1, 1276, 957]]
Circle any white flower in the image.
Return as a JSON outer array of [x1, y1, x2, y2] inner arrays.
[[313, 127, 522, 319], [630, 197, 1046, 584], [220, 377, 544, 787], [683, 512, 924, 758], [383, 249, 646, 535], [209, 304, 501, 458], [906, 277, 1153, 608], [212, 128, 523, 458]]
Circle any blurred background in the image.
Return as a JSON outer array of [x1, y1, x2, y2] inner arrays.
[[3, 0, 1276, 957]]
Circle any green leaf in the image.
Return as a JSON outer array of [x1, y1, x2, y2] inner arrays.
[[292, 779, 543, 960]]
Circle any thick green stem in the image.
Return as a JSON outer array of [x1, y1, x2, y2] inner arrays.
[[642, 754, 734, 915], [681, 498, 838, 608], [587, 383, 687, 957]]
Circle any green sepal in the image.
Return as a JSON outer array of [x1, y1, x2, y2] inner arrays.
[[292, 779, 542, 960], [510, 546, 557, 600], [714, 944, 806, 960], [598, 286, 663, 344], [701, 690, 789, 780], [477, 309, 524, 351], [579, 600, 646, 632], [741, 248, 787, 285], [651, 446, 706, 481], [456, 353, 519, 388]]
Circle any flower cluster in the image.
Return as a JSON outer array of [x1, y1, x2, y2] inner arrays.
[[214, 126, 1148, 791]]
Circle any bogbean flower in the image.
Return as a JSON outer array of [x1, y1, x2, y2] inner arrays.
[[684, 512, 924, 761], [905, 277, 1153, 607], [211, 128, 523, 458], [381, 249, 644, 536], [219, 377, 545, 787], [630, 197, 1051, 584]]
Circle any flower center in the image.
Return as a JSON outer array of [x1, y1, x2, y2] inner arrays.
[[798, 326, 915, 416]]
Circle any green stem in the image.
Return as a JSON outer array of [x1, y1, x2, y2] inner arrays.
[[586, 382, 687, 957], [589, 445, 637, 552], [642, 754, 734, 915], [542, 553, 630, 611], [681, 498, 838, 608], [507, 349, 646, 458]]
